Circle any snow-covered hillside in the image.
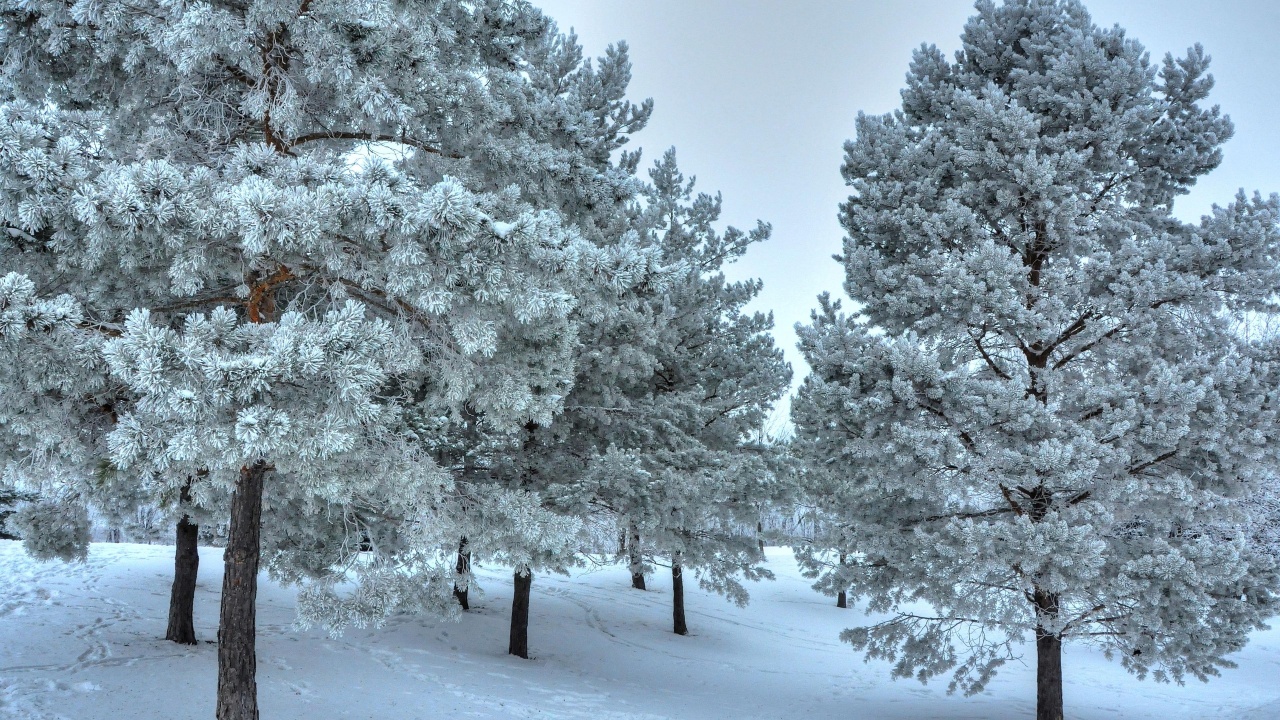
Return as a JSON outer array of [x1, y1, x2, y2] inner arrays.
[[1, 541, 1276, 719]]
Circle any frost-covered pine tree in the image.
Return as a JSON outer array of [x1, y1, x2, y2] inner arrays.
[[793, 508, 856, 608], [1, 1, 613, 717], [792, 2, 1280, 719], [292, 21, 660, 660], [437, 28, 655, 658], [0, 100, 122, 566], [0, 271, 102, 561], [555, 150, 791, 635], [0, 97, 218, 644]]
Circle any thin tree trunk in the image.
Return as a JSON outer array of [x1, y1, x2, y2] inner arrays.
[[836, 551, 848, 608], [165, 513, 200, 644], [672, 552, 688, 635], [453, 536, 471, 611], [617, 529, 627, 559], [757, 520, 765, 552], [628, 524, 645, 590], [216, 461, 266, 720], [1034, 589, 1064, 720], [509, 568, 532, 658]]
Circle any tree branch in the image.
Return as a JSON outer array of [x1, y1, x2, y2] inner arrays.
[[918, 397, 979, 454], [915, 506, 1015, 524], [1128, 448, 1178, 476], [1041, 308, 1096, 359], [999, 484, 1025, 516], [1053, 321, 1125, 370], [285, 130, 463, 158], [1066, 490, 1091, 505], [970, 328, 1012, 380]]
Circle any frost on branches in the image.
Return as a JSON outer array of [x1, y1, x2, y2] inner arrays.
[[328, 17, 663, 657], [792, 2, 1280, 719], [0, 102, 119, 560], [549, 150, 792, 634], [0, 0, 642, 716]]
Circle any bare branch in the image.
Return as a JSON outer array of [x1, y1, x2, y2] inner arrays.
[[999, 484, 1025, 516], [285, 130, 463, 159], [916, 506, 1016, 524], [1128, 448, 1178, 476], [970, 327, 1012, 380], [1053, 321, 1125, 370]]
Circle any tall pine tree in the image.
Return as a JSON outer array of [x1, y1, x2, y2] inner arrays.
[[557, 150, 791, 635], [281, 22, 662, 659], [793, 2, 1280, 718]]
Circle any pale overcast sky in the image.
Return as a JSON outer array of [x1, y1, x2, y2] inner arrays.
[[536, 0, 1280, 396]]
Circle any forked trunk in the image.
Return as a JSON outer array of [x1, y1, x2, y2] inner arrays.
[[509, 568, 532, 659], [165, 514, 200, 644], [453, 536, 471, 611], [1034, 589, 1064, 720], [672, 553, 688, 636], [628, 524, 645, 590], [216, 461, 266, 720]]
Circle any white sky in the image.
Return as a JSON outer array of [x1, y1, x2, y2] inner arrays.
[[536, 0, 1280, 395]]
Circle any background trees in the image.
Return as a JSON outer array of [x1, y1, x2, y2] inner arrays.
[[792, 1, 1280, 718], [569, 150, 790, 635]]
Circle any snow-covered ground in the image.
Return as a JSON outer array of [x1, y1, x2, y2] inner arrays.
[[1, 541, 1277, 719]]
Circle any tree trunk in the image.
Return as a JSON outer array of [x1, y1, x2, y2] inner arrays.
[[628, 524, 645, 590], [509, 568, 532, 658], [216, 461, 266, 720], [453, 536, 471, 611], [1034, 589, 1064, 720], [757, 520, 765, 552], [165, 514, 200, 644], [672, 553, 688, 636], [836, 551, 848, 608]]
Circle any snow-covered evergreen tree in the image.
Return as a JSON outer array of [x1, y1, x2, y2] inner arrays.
[[0, 97, 222, 643], [0, 0, 636, 715], [792, 2, 1280, 719], [553, 150, 792, 635], [0, 484, 30, 540], [280, 21, 661, 659], [792, 509, 856, 609], [0, 101, 121, 564]]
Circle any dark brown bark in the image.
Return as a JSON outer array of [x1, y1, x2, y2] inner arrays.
[[453, 536, 471, 611], [628, 524, 646, 590], [509, 568, 532, 658], [836, 551, 848, 608], [216, 461, 266, 720], [672, 553, 688, 635], [1034, 589, 1064, 720], [1024, 316, 1063, 720], [165, 514, 200, 644]]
